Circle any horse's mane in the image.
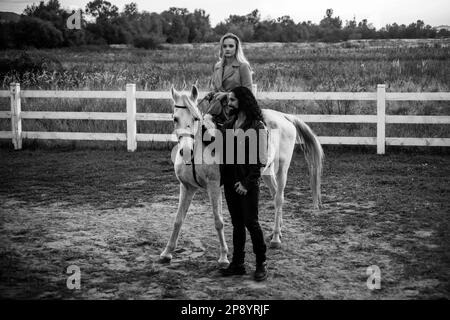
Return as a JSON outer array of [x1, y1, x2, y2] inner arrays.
[[202, 114, 216, 131], [178, 92, 217, 133], [179, 94, 202, 121]]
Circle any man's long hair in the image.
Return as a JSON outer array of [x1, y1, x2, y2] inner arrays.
[[229, 86, 265, 129]]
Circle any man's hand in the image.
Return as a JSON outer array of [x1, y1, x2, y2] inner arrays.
[[214, 92, 228, 101], [234, 182, 248, 195], [205, 91, 215, 101]]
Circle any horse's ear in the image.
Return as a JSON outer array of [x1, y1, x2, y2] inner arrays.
[[171, 85, 180, 101], [191, 85, 198, 102]]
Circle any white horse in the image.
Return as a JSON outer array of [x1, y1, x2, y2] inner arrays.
[[159, 85, 324, 267]]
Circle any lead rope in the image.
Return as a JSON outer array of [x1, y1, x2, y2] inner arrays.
[[175, 104, 205, 188], [191, 118, 203, 188]]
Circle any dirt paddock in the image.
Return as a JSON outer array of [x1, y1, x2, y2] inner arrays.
[[0, 147, 449, 299]]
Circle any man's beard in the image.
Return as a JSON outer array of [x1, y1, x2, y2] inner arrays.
[[227, 106, 239, 116]]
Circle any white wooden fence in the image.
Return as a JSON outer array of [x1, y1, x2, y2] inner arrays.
[[1, 83, 449, 154]]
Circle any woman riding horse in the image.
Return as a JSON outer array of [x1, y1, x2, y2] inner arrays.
[[203, 33, 253, 128]]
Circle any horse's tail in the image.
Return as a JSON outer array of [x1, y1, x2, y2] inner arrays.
[[284, 115, 324, 209]]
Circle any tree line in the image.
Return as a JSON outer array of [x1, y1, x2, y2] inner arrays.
[[1, 0, 449, 49]]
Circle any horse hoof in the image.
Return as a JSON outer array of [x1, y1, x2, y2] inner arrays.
[[218, 261, 230, 269], [269, 241, 282, 249], [158, 256, 172, 264]]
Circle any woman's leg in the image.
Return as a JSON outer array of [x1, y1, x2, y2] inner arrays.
[[224, 182, 246, 265], [242, 185, 267, 265]]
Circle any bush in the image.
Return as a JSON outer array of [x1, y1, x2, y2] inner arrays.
[[63, 28, 87, 47], [0, 22, 16, 49], [133, 35, 164, 49], [13, 16, 64, 48], [0, 51, 62, 76]]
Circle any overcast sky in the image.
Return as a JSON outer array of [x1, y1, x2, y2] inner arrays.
[[1, 0, 449, 28]]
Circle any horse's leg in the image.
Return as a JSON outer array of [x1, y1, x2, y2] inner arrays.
[[262, 171, 280, 239], [159, 183, 196, 263], [270, 162, 289, 249], [263, 172, 281, 242], [262, 169, 277, 199], [206, 182, 230, 268]]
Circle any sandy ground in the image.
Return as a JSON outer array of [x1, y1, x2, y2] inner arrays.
[[0, 147, 449, 299]]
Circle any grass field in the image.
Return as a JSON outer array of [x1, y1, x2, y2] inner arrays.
[[0, 38, 449, 149]]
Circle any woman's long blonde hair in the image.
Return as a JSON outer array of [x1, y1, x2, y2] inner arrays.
[[218, 33, 251, 66]]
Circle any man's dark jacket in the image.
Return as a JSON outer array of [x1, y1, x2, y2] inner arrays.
[[219, 117, 267, 189]]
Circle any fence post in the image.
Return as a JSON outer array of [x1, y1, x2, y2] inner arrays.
[[10, 83, 22, 150], [252, 84, 258, 97], [377, 84, 386, 155], [126, 83, 137, 152]]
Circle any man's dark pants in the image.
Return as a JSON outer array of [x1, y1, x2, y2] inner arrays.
[[223, 181, 267, 266]]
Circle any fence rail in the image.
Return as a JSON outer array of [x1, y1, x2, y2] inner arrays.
[[1, 83, 449, 154]]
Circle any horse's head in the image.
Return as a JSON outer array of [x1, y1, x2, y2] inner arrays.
[[171, 85, 202, 133], [171, 85, 203, 163]]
